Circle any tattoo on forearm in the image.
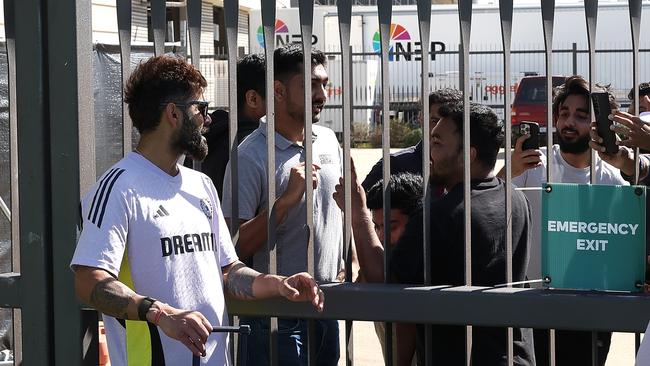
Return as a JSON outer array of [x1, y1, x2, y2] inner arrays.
[[224, 262, 259, 300], [89, 277, 135, 320]]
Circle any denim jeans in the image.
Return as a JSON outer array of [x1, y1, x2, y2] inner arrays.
[[238, 317, 340, 366]]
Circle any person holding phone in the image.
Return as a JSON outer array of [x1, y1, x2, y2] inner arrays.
[[498, 75, 628, 366], [497, 75, 627, 187]]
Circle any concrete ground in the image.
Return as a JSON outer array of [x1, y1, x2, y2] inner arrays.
[[340, 148, 638, 366]]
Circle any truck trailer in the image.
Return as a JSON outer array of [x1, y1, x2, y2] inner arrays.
[[248, 3, 650, 132]]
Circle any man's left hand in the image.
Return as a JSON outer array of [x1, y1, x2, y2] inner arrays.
[[279, 272, 324, 312]]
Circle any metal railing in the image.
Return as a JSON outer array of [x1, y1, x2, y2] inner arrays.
[[0, 1, 648, 366]]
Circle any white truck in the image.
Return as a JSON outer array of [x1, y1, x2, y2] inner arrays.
[[249, 3, 650, 131]]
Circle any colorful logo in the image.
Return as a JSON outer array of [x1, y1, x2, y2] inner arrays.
[[256, 19, 290, 48], [372, 23, 411, 61]]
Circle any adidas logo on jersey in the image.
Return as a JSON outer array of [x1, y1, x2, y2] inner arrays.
[[153, 205, 170, 219]]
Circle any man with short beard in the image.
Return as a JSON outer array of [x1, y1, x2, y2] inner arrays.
[[498, 75, 627, 365], [70, 55, 324, 366], [335, 102, 536, 365], [498, 75, 627, 187], [222, 44, 345, 365]]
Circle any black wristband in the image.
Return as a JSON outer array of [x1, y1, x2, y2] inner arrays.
[[137, 297, 157, 321]]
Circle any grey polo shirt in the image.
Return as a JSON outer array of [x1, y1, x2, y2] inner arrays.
[[222, 123, 344, 282]]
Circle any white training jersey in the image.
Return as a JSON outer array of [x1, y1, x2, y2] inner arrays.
[[71, 152, 238, 366], [512, 145, 629, 187]]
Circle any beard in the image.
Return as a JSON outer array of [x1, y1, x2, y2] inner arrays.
[[172, 111, 208, 161], [557, 128, 590, 154], [287, 100, 323, 124]]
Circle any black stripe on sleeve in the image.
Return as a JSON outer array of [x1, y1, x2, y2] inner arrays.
[[88, 168, 117, 221], [89, 168, 119, 223], [96, 169, 126, 228]]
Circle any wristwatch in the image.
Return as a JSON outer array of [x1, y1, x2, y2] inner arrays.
[[138, 297, 158, 321]]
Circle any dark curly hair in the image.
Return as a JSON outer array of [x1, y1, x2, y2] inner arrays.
[[552, 75, 618, 118], [438, 102, 504, 169], [274, 43, 327, 83], [366, 173, 423, 217], [429, 88, 462, 105], [124, 55, 207, 134], [628, 82, 650, 100]]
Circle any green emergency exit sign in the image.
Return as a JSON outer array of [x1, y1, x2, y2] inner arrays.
[[542, 183, 646, 292]]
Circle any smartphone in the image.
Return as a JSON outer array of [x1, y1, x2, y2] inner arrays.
[[519, 121, 540, 150], [591, 92, 619, 154]]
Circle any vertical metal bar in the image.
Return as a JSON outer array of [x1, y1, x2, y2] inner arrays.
[[629, 0, 642, 184], [48, 0, 93, 363], [541, 7, 556, 360], [591, 331, 598, 366], [223, 1, 240, 363], [298, 1, 316, 364], [151, 0, 166, 56], [4, 0, 21, 361], [542, 0, 555, 183], [4, 0, 19, 274], [377, 1, 393, 364], [12, 309, 21, 365], [261, 2, 278, 365], [458, 1, 472, 364], [572, 43, 578, 76], [224, 0, 240, 234], [187, 0, 202, 171], [14, 0, 52, 363], [540, 15, 556, 366], [338, 1, 354, 365], [549, 330, 556, 366], [416, 1, 432, 364], [584, 0, 598, 184], [117, 0, 132, 156], [298, 0, 314, 295], [499, 1, 514, 365], [187, 0, 202, 68]]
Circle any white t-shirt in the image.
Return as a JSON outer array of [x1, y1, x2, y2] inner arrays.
[[71, 152, 238, 366], [512, 145, 629, 187]]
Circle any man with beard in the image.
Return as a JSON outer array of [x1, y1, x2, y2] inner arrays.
[[499, 75, 626, 365], [334, 102, 536, 365], [361, 88, 462, 191], [222, 44, 345, 365], [70, 55, 324, 366], [498, 75, 626, 187]]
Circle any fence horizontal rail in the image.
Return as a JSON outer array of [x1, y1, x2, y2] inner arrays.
[[227, 282, 650, 333]]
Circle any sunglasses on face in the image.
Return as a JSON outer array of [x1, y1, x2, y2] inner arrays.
[[161, 100, 210, 119]]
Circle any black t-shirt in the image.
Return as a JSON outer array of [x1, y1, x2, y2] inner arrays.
[[361, 141, 424, 191], [390, 177, 535, 365]]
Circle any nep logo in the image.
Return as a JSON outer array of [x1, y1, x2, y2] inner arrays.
[[372, 23, 411, 61], [372, 23, 446, 62], [256, 19, 318, 48]]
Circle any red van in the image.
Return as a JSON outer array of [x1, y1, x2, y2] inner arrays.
[[511, 76, 567, 136]]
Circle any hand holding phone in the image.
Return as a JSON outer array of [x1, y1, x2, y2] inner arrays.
[[591, 92, 619, 154], [519, 122, 540, 151]]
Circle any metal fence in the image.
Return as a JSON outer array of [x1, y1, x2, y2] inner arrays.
[[1, 1, 650, 366], [209, 45, 650, 131]]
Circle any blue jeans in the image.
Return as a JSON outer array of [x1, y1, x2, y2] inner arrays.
[[238, 317, 340, 366]]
